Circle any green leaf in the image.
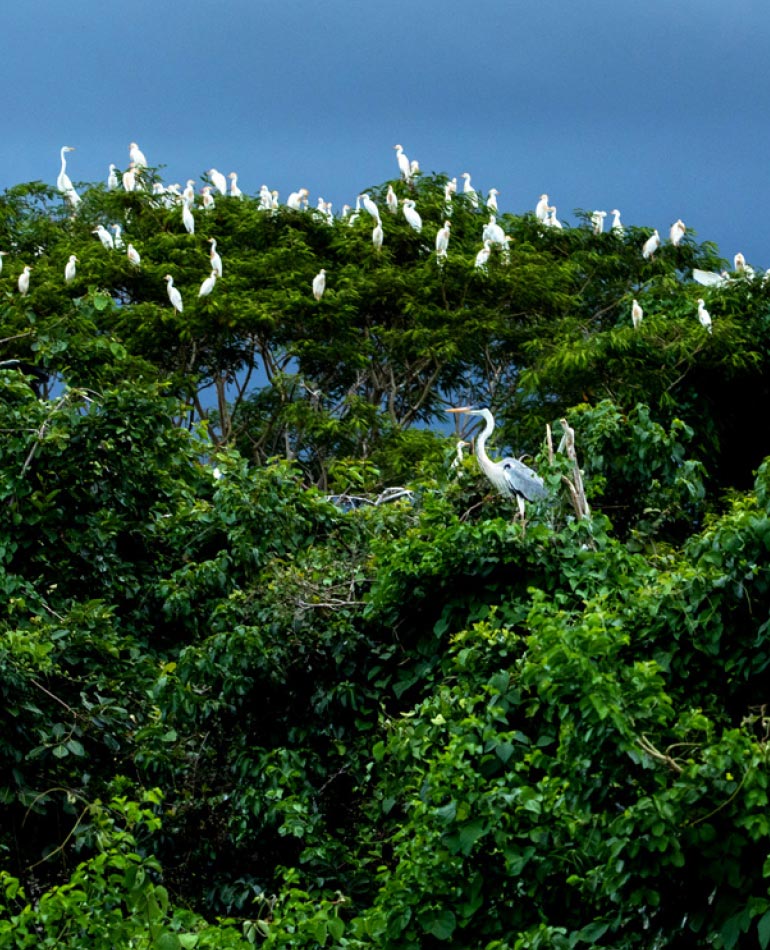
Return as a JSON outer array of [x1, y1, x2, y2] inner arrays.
[[418, 908, 456, 940], [758, 910, 770, 950]]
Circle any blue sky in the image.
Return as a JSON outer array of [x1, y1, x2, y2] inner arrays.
[[2, 0, 767, 267]]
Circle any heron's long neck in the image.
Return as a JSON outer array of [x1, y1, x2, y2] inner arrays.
[[475, 412, 496, 477], [60, 151, 67, 175]]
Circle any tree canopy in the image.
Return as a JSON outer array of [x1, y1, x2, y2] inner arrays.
[[1, 161, 770, 949]]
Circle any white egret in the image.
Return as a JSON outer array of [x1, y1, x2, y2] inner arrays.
[[122, 162, 137, 193], [410, 159, 420, 178], [451, 440, 470, 471], [0, 251, 7, 274], [610, 209, 623, 235], [347, 194, 361, 226], [591, 211, 606, 234], [201, 186, 215, 210], [199, 270, 217, 297], [93, 225, 114, 250], [127, 243, 141, 267], [733, 252, 755, 278], [535, 194, 549, 222], [386, 185, 398, 214], [402, 198, 422, 233], [360, 193, 380, 223], [107, 164, 119, 191], [693, 269, 729, 288], [165, 275, 183, 313], [228, 172, 242, 197], [287, 188, 308, 210], [18, 266, 31, 296], [372, 221, 384, 252], [435, 220, 451, 258], [111, 224, 124, 249], [670, 219, 686, 246], [64, 254, 78, 284], [313, 269, 326, 301], [642, 230, 660, 260], [209, 168, 227, 195], [394, 144, 411, 181], [208, 238, 223, 277], [697, 299, 712, 333], [482, 215, 506, 245], [486, 188, 499, 212], [183, 180, 196, 207], [475, 241, 492, 270], [260, 185, 273, 210], [129, 142, 147, 167], [446, 406, 549, 518], [182, 203, 195, 235], [57, 146, 76, 194], [632, 299, 643, 329], [443, 181, 454, 216], [461, 172, 479, 208], [545, 206, 563, 229]]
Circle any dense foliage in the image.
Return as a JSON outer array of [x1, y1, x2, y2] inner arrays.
[[2, 163, 770, 948]]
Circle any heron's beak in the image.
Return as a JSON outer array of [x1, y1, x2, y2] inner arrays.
[[446, 407, 472, 414]]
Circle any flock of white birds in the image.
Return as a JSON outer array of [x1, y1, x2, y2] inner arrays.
[[0, 141, 757, 334]]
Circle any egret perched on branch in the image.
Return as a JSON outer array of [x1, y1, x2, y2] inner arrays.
[[209, 169, 227, 195], [287, 188, 308, 210], [182, 180, 196, 206], [208, 238, 223, 277], [697, 299, 712, 333], [127, 243, 141, 267], [486, 188, 499, 212], [372, 221, 384, 252], [182, 203, 195, 235], [610, 209, 623, 235], [111, 224, 124, 249], [0, 251, 7, 274], [693, 268, 729, 288], [446, 406, 549, 517], [632, 299, 643, 329], [129, 142, 147, 167], [402, 198, 422, 233], [642, 230, 660, 259], [461, 172, 479, 208], [123, 162, 137, 192], [57, 146, 80, 207], [482, 215, 506, 245], [313, 269, 326, 301], [475, 241, 492, 271], [228, 172, 242, 197], [165, 275, 183, 313], [64, 255, 78, 284], [535, 194, 549, 222], [386, 185, 398, 214], [545, 206, 563, 229], [18, 266, 31, 296], [669, 219, 686, 246], [107, 163, 119, 191], [199, 270, 217, 297], [93, 225, 114, 250], [360, 193, 380, 223], [201, 186, 215, 210], [435, 220, 451, 259], [591, 211, 606, 234], [394, 144, 411, 181], [451, 440, 470, 471]]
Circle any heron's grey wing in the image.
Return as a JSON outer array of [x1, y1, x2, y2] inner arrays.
[[501, 457, 549, 501]]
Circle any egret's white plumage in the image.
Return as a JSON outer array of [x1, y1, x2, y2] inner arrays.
[[107, 163, 119, 191], [670, 219, 686, 246], [693, 269, 729, 288], [57, 146, 76, 194], [360, 193, 380, 223], [64, 254, 77, 284], [372, 221, 384, 252], [435, 220, 451, 258], [165, 274, 183, 313], [111, 224, 124, 249], [402, 198, 422, 233], [313, 269, 326, 301], [461, 172, 479, 208], [486, 188, 499, 212], [93, 225, 114, 250], [697, 298, 712, 333], [183, 180, 196, 207], [482, 215, 506, 245], [642, 230, 660, 259], [182, 203, 195, 235], [535, 194, 549, 222], [209, 168, 227, 195], [127, 243, 141, 267], [632, 299, 643, 329], [475, 241, 492, 270], [287, 188, 308, 210], [122, 162, 137, 193], [610, 209, 623, 235], [199, 270, 217, 297], [544, 206, 563, 229], [201, 186, 215, 211], [18, 266, 31, 296], [394, 144, 411, 181], [129, 142, 147, 167], [228, 172, 242, 198], [208, 238, 223, 277], [591, 211, 607, 234], [386, 185, 398, 214]]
